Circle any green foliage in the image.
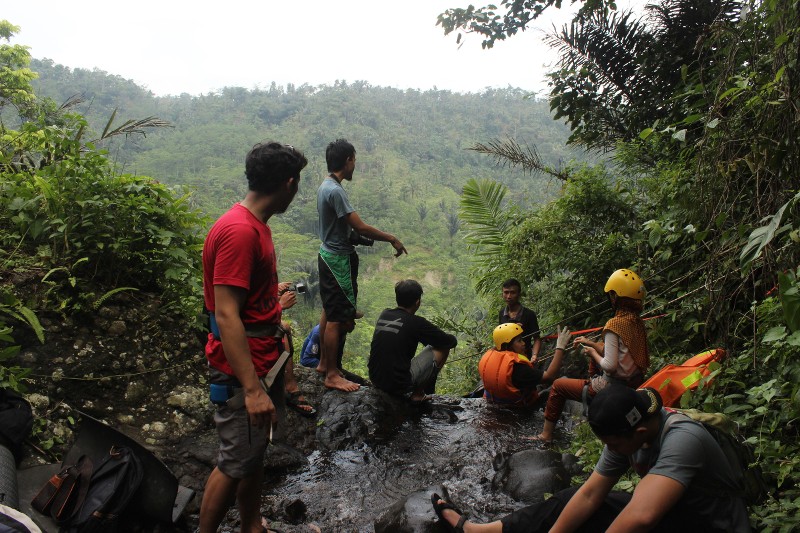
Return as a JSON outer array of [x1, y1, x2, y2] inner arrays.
[[437, 0, 619, 50], [458, 178, 522, 295], [503, 166, 640, 330], [0, 21, 37, 113], [546, 1, 742, 151], [0, 111, 207, 315], [443, 0, 800, 527], [0, 287, 40, 392], [0, 287, 43, 343], [430, 306, 492, 395], [740, 192, 799, 270]]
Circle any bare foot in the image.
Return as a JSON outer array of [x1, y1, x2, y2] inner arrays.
[[432, 494, 469, 530], [524, 433, 552, 443], [256, 516, 279, 533], [324, 373, 360, 392], [316, 366, 346, 378]]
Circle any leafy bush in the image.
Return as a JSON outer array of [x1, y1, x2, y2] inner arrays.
[[0, 114, 207, 316]]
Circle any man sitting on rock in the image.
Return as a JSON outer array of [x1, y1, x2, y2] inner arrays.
[[368, 279, 457, 402], [432, 385, 751, 532]]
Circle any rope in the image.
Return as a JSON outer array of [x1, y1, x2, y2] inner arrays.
[[444, 283, 717, 369], [30, 360, 195, 382]]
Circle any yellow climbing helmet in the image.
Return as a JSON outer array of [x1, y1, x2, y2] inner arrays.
[[493, 323, 524, 350], [604, 269, 646, 300]]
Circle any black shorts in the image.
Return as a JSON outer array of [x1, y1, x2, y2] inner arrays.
[[501, 487, 724, 533], [501, 487, 626, 533], [318, 251, 359, 322]]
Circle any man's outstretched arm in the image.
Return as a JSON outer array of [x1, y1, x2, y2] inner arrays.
[[606, 474, 686, 533], [345, 211, 407, 256], [550, 471, 617, 533]]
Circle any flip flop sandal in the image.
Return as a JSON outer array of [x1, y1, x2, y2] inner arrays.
[[286, 390, 317, 418], [410, 394, 433, 406], [431, 492, 468, 532]]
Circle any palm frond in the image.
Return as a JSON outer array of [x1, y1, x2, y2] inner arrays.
[[59, 93, 85, 111], [470, 138, 571, 181], [93, 111, 173, 143], [459, 178, 518, 256]]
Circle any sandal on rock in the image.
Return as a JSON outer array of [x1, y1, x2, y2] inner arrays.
[[286, 390, 317, 418], [431, 492, 468, 532], [410, 394, 433, 406]]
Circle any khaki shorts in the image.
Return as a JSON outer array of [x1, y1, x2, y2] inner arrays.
[[211, 369, 285, 479], [409, 346, 439, 392]]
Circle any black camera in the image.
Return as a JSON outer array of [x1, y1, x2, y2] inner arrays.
[[349, 229, 374, 247]]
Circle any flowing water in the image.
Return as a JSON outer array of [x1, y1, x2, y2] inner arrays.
[[264, 397, 559, 531]]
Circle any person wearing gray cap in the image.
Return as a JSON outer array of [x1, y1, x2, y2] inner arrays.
[[431, 385, 751, 532]]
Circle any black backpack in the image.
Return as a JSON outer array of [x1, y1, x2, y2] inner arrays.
[[0, 388, 33, 464], [63, 446, 143, 533], [662, 408, 769, 505], [32, 446, 143, 533]]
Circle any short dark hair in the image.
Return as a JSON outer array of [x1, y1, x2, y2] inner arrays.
[[395, 279, 423, 308], [502, 278, 522, 291], [326, 139, 356, 172], [245, 142, 307, 194]]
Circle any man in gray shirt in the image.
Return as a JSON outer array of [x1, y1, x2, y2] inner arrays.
[[316, 139, 407, 392], [432, 385, 751, 532]]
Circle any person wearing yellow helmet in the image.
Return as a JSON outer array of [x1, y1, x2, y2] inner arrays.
[[531, 269, 650, 443], [478, 323, 571, 406]]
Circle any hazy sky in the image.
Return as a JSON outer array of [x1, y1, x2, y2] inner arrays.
[[3, 0, 583, 96]]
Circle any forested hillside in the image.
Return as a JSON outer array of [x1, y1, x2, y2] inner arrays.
[[22, 57, 582, 385], [4, 1, 800, 528]]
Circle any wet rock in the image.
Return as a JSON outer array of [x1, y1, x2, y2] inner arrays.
[[283, 498, 307, 524], [493, 449, 570, 503], [561, 452, 583, 478], [264, 441, 308, 471], [374, 485, 442, 533], [563, 399, 584, 417], [315, 387, 408, 450]]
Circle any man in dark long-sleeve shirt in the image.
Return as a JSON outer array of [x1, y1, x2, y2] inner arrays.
[[368, 280, 457, 401]]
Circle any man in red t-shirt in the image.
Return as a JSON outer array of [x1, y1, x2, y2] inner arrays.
[[199, 142, 307, 533]]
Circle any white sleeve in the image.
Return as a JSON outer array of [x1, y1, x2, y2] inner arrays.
[[600, 330, 620, 374]]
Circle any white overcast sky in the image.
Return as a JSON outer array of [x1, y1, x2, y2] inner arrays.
[[2, 0, 591, 97]]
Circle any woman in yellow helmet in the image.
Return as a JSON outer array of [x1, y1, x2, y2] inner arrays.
[[479, 323, 571, 406], [532, 269, 650, 442]]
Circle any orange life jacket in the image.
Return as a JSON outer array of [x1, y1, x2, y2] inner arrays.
[[478, 349, 538, 405], [641, 348, 726, 407]]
